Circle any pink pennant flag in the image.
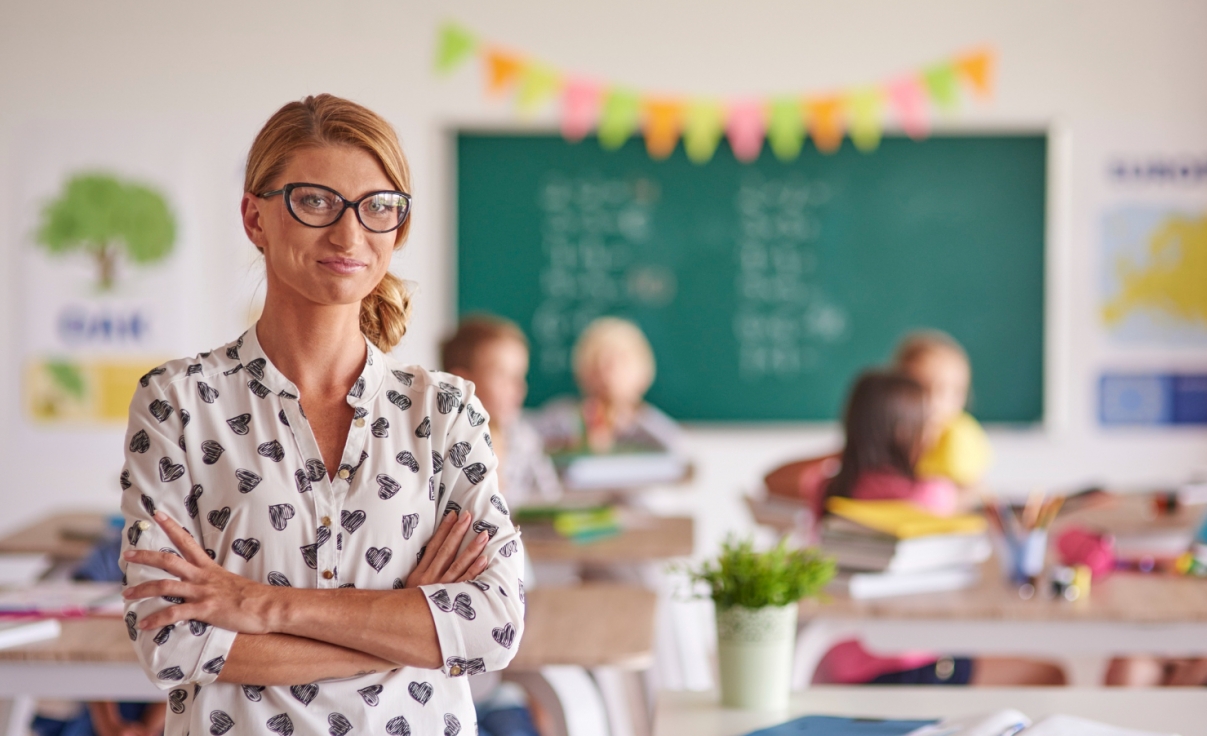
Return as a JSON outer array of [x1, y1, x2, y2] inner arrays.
[[726, 100, 766, 163], [561, 78, 602, 142], [887, 76, 929, 140]]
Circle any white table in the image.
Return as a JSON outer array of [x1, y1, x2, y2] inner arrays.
[[654, 688, 1206, 736]]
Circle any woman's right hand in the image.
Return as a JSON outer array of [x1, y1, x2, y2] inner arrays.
[[405, 510, 490, 588]]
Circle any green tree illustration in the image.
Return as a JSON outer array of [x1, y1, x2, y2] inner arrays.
[[35, 172, 176, 290]]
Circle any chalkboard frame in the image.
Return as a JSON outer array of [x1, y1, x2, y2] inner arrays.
[[447, 125, 1052, 427]]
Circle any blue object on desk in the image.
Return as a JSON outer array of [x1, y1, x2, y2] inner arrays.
[[744, 715, 936, 736]]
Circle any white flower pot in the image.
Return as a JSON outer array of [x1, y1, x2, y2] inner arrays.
[[715, 603, 798, 711]]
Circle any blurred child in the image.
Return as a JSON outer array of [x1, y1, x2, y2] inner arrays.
[[815, 370, 1064, 686], [538, 317, 682, 455], [441, 315, 561, 508], [893, 330, 992, 488]]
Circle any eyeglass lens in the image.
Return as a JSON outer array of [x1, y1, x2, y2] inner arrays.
[[287, 186, 409, 232]]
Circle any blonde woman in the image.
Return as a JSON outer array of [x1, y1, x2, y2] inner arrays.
[[119, 95, 524, 736]]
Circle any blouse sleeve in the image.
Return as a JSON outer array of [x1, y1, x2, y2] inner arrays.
[[118, 376, 238, 689], [418, 388, 526, 679]]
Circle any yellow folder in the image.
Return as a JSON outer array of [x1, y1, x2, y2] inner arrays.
[[826, 497, 986, 538]]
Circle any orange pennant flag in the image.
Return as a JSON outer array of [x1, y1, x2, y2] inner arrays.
[[955, 49, 995, 99], [643, 98, 685, 160], [484, 49, 524, 96], [807, 97, 846, 154]]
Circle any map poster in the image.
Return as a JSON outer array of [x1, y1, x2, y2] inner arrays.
[[12, 120, 204, 425], [1082, 126, 1207, 426]]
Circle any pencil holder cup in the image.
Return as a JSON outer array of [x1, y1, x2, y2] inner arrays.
[[715, 603, 798, 710], [995, 528, 1048, 584]]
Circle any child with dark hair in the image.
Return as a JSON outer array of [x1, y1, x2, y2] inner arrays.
[[815, 371, 1064, 687]]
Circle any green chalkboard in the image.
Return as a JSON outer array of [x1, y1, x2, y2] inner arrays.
[[456, 133, 1045, 423]]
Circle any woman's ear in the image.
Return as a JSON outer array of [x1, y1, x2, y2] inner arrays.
[[241, 193, 268, 253]]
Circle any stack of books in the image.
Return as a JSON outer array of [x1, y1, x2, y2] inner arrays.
[[822, 498, 991, 599]]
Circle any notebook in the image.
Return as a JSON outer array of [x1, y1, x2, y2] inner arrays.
[[744, 716, 937, 735], [906, 710, 1179, 736], [826, 498, 986, 539]]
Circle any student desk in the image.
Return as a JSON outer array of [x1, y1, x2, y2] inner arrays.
[[0, 585, 656, 736], [653, 687, 1205, 736], [793, 497, 1207, 687], [522, 514, 694, 564]]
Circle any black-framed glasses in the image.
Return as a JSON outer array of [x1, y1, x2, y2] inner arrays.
[[259, 182, 412, 233]]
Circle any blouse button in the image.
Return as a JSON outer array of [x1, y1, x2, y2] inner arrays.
[[354, 417, 366, 428], [321, 516, 332, 527], [448, 664, 463, 676], [136, 520, 151, 531], [321, 570, 334, 580], [337, 468, 351, 480]]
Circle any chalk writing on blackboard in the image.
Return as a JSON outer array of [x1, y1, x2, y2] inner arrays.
[[733, 175, 848, 379]]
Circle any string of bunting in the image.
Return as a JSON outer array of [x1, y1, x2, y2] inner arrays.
[[435, 21, 995, 164]]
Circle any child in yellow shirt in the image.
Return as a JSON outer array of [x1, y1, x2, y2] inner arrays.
[[893, 330, 992, 488]]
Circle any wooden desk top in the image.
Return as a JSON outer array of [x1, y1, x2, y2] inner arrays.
[[522, 515, 693, 563], [806, 494, 1207, 624], [655, 688, 1204, 736], [0, 584, 657, 671], [0, 513, 113, 561]]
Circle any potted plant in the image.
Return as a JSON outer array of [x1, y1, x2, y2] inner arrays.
[[687, 537, 835, 710]]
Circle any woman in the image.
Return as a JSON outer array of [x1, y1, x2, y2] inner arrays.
[[119, 94, 524, 736]]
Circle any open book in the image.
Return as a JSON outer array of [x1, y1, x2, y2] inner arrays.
[[744, 712, 1178, 736], [906, 710, 1179, 736]]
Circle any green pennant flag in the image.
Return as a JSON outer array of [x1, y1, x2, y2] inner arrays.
[[683, 99, 726, 164], [923, 62, 960, 112], [847, 87, 884, 152], [516, 63, 561, 113], [598, 88, 642, 150], [434, 22, 477, 74], [767, 97, 805, 162]]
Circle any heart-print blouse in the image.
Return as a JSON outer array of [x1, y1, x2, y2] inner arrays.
[[119, 325, 525, 736]]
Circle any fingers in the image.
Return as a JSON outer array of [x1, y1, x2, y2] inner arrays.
[[123, 549, 195, 579], [137, 603, 199, 631], [123, 579, 196, 606], [413, 511, 458, 576], [426, 511, 474, 580], [442, 531, 490, 583], [455, 554, 489, 583], [152, 512, 210, 567]]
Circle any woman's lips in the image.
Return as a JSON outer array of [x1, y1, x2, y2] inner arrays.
[[318, 257, 368, 275]]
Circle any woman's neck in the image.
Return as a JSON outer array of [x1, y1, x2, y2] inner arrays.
[[257, 290, 366, 396]]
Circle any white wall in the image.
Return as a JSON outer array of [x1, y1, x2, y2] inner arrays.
[[2, 0, 1205, 554]]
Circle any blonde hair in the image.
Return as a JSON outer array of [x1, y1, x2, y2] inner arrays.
[[441, 315, 528, 373], [893, 329, 969, 370], [572, 317, 656, 388], [244, 94, 413, 352]]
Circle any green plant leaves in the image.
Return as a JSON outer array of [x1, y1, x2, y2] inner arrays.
[[686, 536, 835, 610]]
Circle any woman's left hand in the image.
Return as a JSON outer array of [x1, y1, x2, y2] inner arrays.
[[122, 511, 274, 634]]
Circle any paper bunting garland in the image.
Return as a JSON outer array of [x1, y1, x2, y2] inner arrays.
[[435, 21, 996, 164]]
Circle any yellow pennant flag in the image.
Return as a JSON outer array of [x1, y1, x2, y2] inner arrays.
[[516, 63, 562, 114], [643, 98, 685, 160], [682, 99, 725, 164], [955, 49, 995, 98], [923, 61, 960, 112], [846, 87, 884, 152], [484, 50, 524, 96], [767, 97, 806, 162], [807, 97, 846, 154], [598, 88, 642, 150], [434, 22, 477, 73]]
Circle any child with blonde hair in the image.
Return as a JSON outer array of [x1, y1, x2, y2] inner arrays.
[[538, 317, 682, 455], [893, 330, 992, 488]]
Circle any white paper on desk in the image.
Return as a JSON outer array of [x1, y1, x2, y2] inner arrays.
[[0, 581, 122, 616], [0, 554, 53, 586], [906, 710, 1030, 736], [1024, 715, 1178, 736]]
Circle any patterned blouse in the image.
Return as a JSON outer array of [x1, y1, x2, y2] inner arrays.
[[119, 326, 525, 736]]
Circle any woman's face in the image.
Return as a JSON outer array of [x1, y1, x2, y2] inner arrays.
[[242, 145, 398, 310]]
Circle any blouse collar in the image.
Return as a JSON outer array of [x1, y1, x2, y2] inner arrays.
[[236, 323, 387, 407]]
